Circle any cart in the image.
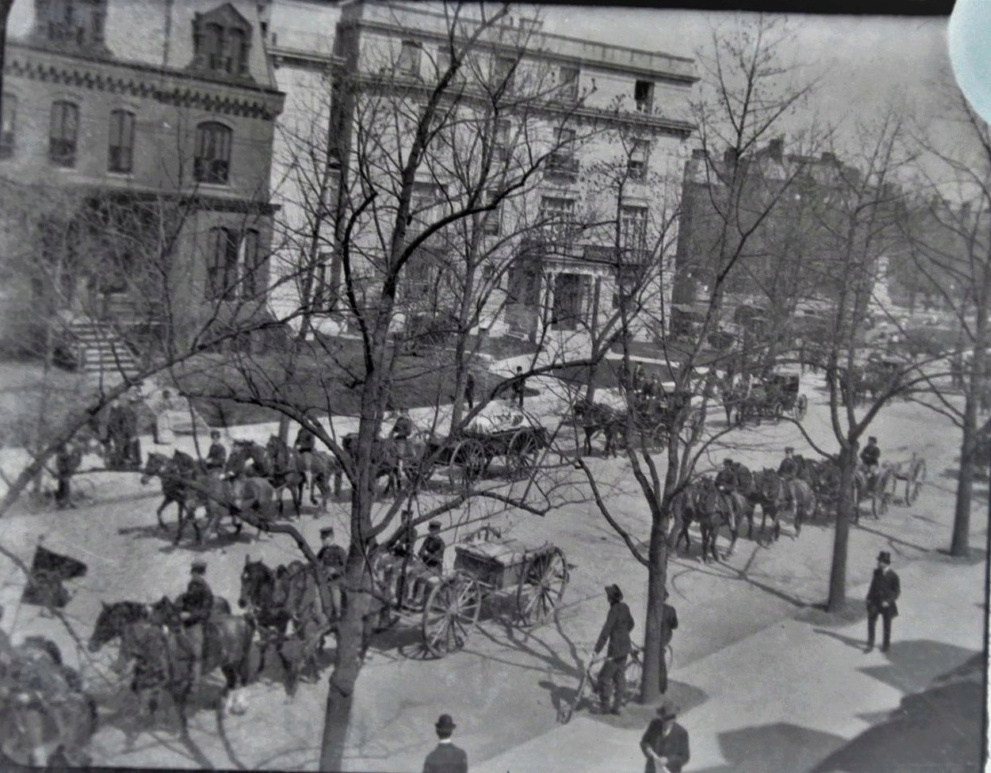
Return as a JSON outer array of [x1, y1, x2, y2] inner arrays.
[[735, 377, 783, 425], [766, 373, 808, 421], [628, 389, 705, 447], [869, 454, 926, 514], [427, 403, 549, 489], [417, 534, 569, 658]]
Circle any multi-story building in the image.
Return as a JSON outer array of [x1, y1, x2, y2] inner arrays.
[[263, 0, 696, 351], [0, 0, 284, 361]]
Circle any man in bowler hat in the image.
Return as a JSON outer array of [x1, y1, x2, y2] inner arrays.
[[422, 713, 468, 773], [641, 701, 690, 773], [865, 550, 900, 653]]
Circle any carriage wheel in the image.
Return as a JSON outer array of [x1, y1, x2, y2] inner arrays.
[[795, 394, 808, 421], [516, 547, 568, 627], [448, 439, 486, 490], [421, 571, 481, 658], [907, 459, 926, 505], [623, 652, 643, 704], [871, 472, 891, 518], [507, 430, 539, 478], [770, 401, 783, 424]]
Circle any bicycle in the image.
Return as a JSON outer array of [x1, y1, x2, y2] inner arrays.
[[559, 644, 673, 723]]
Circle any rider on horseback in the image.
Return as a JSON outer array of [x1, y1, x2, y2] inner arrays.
[[205, 431, 227, 475], [294, 426, 316, 455], [177, 560, 214, 683], [860, 436, 881, 484], [778, 447, 799, 479], [715, 459, 742, 524], [317, 527, 346, 619], [390, 408, 415, 482]]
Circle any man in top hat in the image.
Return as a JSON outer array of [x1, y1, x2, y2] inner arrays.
[[205, 430, 227, 474], [317, 527, 347, 619], [422, 713, 468, 773], [640, 701, 690, 773], [659, 589, 679, 695], [593, 584, 636, 715], [865, 550, 900, 653], [177, 559, 214, 682]]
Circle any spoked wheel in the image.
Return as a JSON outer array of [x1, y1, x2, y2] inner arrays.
[[794, 394, 809, 421], [871, 471, 892, 518], [906, 459, 926, 505], [623, 653, 643, 704], [507, 430, 539, 479], [421, 571, 481, 658], [770, 401, 783, 424], [516, 547, 569, 627], [448, 439, 486, 491]]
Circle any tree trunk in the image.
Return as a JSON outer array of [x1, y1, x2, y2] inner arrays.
[[827, 445, 857, 611], [951, 387, 977, 556], [640, 511, 669, 704]]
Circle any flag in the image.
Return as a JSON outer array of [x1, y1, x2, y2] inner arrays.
[[20, 545, 88, 608]]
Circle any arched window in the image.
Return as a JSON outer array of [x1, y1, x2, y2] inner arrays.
[[194, 122, 232, 184], [240, 229, 262, 298], [49, 101, 79, 167], [192, 7, 252, 78], [0, 93, 17, 160], [108, 109, 135, 173]]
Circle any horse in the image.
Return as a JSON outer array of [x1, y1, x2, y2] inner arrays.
[[222, 445, 278, 533], [673, 478, 745, 562], [571, 400, 622, 457], [341, 433, 428, 496], [0, 636, 99, 767], [265, 435, 307, 516], [297, 449, 343, 507], [140, 451, 213, 543], [718, 377, 745, 426], [756, 469, 816, 539]]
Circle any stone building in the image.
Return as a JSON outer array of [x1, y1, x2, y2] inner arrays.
[[263, 0, 696, 353], [0, 0, 284, 369]]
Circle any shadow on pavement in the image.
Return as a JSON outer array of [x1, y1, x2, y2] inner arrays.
[[859, 641, 982, 699], [809, 653, 985, 773], [689, 723, 846, 773]]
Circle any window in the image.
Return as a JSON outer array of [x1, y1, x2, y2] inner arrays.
[[628, 139, 650, 181], [482, 191, 501, 236], [49, 101, 79, 167], [0, 93, 16, 160], [558, 65, 580, 102], [634, 80, 654, 113], [540, 196, 576, 244], [194, 122, 232, 184], [547, 127, 578, 179], [240, 229, 262, 298], [620, 205, 648, 254], [39, 0, 107, 49], [192, 6, 252, 77], [108, 109, 135, 173], [206, 227, 239, 301], [398, 40, 422, 76], [493, 55, 516, 90], [493, 118, 511, 161]]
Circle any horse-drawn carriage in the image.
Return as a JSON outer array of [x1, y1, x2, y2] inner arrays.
[[572, 389, 705, 455], [374, 528, 569, 658], [733, 372, 806, 425], [424, 404, 549, 489]]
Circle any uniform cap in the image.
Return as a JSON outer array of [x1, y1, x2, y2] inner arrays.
[[868, 436, 877, 443], [191, 559, 207, 572], [320, 527, 335, 538], [429, 521, 442, 531]]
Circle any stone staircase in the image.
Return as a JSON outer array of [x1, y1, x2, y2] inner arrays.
[[65, 319, 140, 379]]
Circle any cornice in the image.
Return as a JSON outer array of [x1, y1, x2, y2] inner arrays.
[[5, 43, 285, 121], [348, 72, 695, 139]]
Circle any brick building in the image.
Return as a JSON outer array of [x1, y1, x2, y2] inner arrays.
[[0, 0, 284, 366]]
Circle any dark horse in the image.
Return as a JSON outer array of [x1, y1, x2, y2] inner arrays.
[[265, 435, 307, 515], [88, 597, 248, 734], [225, 439, 302, 517], [757, 468, 817, 538], [571, 401, 622, 457], [672, 478, 747, 562], [341, 433, 428, 496], [238, 557, 337, 695], [0, 636, 98, 767]]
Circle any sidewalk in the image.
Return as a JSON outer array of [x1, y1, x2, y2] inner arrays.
[[473, 554, 986, 773]]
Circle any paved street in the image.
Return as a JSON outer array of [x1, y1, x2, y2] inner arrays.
[[0, 366, 985, 771]]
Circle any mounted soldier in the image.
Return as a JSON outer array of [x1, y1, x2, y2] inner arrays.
[[778, 447, 799, 479], [316, 527, 347, 619], [294, 425, 316, 455], [176, 559, 214, 682], [390, 408, 416, 482], [205, 431, 227, 475]]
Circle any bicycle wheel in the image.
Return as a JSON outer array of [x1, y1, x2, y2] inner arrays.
[[624, 651, 643, 704]]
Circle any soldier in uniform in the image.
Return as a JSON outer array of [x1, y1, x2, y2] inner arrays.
[[778, 447, 799, 479], [317, 526, 347, 619], [54, 441, 82, 509], [865, 550, 900, 653], [390, 409, 415, 483], [294, 425, 316, 455], [177, 559, 214, 682], [860, 436, 881, 472], [409, 521, 445, 606], [593, 584, 635, 715], [205, 430, 227, 474]]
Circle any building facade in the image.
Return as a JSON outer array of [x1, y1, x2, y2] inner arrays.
[[1, 0, 284, 358], [263, 0, 696, 351]]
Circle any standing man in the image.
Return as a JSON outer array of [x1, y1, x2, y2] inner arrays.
[[640, 701, 690, 773], [422, 713, 468, 773], [122, 395, 142, 470], [205, 430, 227, 474], [592, 584, 635, 715], [465, 372, 475, 411], [512, 366, 526, 409], [54, 441, 82, 510], [177, 559, 214, 682], [865, 550, 900, 653], [659, 589, 678, 695], [317, 526, 347, 619]]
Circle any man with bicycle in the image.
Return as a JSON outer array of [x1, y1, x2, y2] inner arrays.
[[593, 584, 635, 715]]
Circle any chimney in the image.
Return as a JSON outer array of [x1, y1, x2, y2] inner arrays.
[[768, 137, 784, 161]]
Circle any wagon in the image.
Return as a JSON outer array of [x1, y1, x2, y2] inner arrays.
[[767, 373, 808, 421], [868, 454, 927, 514], [427, 403, 550, 489], [627, 389, 705, 447], [417, 533, 569, 657]]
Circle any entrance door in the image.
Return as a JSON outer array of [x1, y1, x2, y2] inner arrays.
[[553, 273, 584, 330]]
